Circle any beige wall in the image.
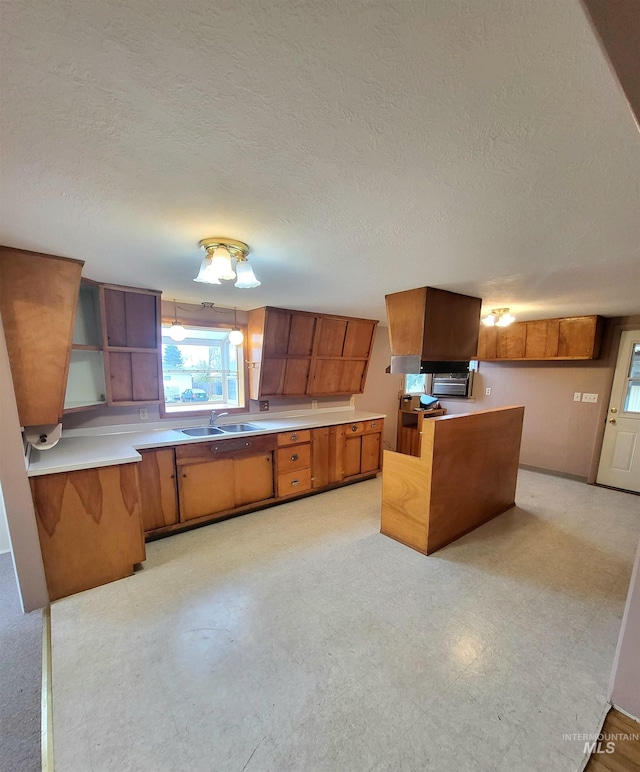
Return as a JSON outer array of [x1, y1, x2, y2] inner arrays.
[[354, 327, 402, 450], [0, 313, 48, 611]]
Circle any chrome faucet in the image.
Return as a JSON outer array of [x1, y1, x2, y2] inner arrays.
[[209, 410, 229, 427]]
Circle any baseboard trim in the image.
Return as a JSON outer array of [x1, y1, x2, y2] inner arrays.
[[41, 605, 53, 772], [610, 702, 640, 724], [518, 464, 587, 483]]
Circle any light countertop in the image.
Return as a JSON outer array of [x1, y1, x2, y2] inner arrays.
[[27, 408, 386, 477]]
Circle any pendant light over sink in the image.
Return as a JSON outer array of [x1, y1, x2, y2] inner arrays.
[[228, 307, 244, 346], [168, 299, 186, 342], [194, 237, 260, 288]]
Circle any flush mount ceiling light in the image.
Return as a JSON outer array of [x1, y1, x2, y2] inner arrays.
[[482, 308, 516, 327], [168, 298, 186, 342], [194, 237, 260, 288]]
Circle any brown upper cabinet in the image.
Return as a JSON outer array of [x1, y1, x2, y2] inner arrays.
[[477, 315, 603, 361], [100, 285, 162, 405], [0, 246, 83, 427], [247, 307, 377, 399]]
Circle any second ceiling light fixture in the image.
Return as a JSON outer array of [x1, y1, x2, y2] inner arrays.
[[194, 237, 260, 288]]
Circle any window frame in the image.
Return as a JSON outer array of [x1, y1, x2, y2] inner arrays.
[[158, 320, 249, 419]]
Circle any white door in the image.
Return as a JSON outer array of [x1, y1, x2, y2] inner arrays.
[[597, 330, 640, 492]]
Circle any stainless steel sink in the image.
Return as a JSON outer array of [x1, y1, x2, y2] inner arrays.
[[218, 423, 259, 433], [179, 427, 224, 436]]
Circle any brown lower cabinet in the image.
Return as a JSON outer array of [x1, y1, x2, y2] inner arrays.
[[30, 463, 145, 601], [149, 418, 384, 536], [175, 435, 276, 522], [32, 420, 385, 601], [138, 448, 179, 530]]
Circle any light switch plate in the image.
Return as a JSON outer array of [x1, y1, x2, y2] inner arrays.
[[582, 393, 598, 403], [573, 392, 581, 402]]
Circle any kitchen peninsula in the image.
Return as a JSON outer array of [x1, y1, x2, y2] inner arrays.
[[381, 406, 524, 555]]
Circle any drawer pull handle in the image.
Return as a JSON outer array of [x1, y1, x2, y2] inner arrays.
[[351, 424, 358, 432], [291, 453, 299, 462], [290, 433, 298, 441], [291, 479, 299, 486], [371, 422, 377, 428]]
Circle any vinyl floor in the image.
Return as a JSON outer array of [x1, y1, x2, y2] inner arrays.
[[50, 470, 640, 772]]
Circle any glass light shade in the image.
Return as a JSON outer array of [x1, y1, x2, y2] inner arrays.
[[193, 256, 221, 284], [210, 246, 236, 281], [234, 259, 261, 288], [229, 327, 244, 346], [482, 313, 497, 326], [168, 322, 186, 342], [496, 313, 515, 327]]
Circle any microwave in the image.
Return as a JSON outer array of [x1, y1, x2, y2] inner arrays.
[[431, 372, 473, 398]]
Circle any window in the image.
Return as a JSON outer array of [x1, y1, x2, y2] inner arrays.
[[623, 342, 640, 414], [404, 373, 427, 394], [161, 324, 245, 414]]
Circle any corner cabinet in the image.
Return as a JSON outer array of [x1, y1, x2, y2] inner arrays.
[[0, 247, 83, 427], [477, 315, 603, 361], [100, 285, 162, 405], [247, 307, 377, 399]]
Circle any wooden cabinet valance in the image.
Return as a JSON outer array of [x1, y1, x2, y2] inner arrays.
[[247, 306, 377, 399], [0, 246, 83, 427], [477, 315, 603, 361]]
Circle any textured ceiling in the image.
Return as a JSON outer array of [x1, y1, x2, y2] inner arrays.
[[1, 0, 639, 323]]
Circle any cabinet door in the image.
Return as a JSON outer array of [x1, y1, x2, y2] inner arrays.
[[103, 289, 158, 349], [30, 464, 145, 601], [343, 435, 362, 478], [138, 449, 178, 531], [264, 309, 316, 356], [179, 458, 235, 521], [124, 292, 158, 348], [525, 320, 559, 359], [496, 325, 526, 359], [477, 326, 497, 360], [558, 317, 599, 358], [233, 454, 274, 507], [311, 426, 344, 487], [131, 353, 160, 401], [361, 432, 381, 474], [260, 358, 310, 396], [108, 351, 133, 401], [310, 359, 367, 395], [343, 320, 376, 358], [316, 318, 348, 356]]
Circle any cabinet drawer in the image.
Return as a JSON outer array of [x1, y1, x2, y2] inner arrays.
[[176, 434, 275, 463], [277, 429, 311, 446], [277, 444, 311, 473], [363, 419, 383, 433], [345, 421, 364, 435], [278, 468, 312, 496]]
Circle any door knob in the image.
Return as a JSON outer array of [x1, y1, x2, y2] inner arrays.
[[610, 407, 618, 413], [609, 419, 617, 425]]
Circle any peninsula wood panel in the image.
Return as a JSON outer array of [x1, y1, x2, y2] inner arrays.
[[30, 464, 145, 600], [138, 448, 178, 531], [0, 247, 83, 427], [381, 407, 524, 555]]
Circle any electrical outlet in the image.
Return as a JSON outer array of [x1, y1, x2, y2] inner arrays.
[[139, 408, 148, 420], [349, 396, 355, 407], [582, 393, 598, 403], [259, 400, 269, 412], [311, 399, 318, 409], [485, 387, 491, 396], [573, 392, 582, 402]]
